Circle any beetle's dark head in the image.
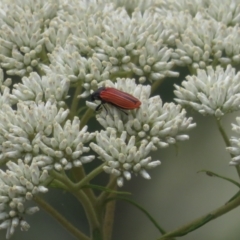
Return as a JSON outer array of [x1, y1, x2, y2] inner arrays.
[[90, 87, 106, 101]]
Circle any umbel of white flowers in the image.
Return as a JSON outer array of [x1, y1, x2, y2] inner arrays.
[[41, 4, 179, 98], [88, 78, 196, 186], [0, 95, 95, 170], [91, 129, 161, 187], [174, 65, 240, 118], [0, 99, 96, 238], [0, 159, 49, 239]]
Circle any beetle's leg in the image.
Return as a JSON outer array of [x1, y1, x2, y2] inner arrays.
[[96, 104, 102, 111], [118, 108, 128, 115], [102, 104, 108, 114]]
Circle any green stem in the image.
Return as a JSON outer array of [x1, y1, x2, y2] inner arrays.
[[158, 194, 240, 239], [211, 58, 219, 69], [75, 163, 106, 190], [80, 108, 94, 129], [215, 118, 230, 147], [151, 79, 164, 95], [110, 71, 133, 80], [72, 166, 97, 205], [50, 170, 100, 232], [97, 176, 117, 204], [102, 175, 117, 240], [187, 65, 197, 75], [34, 195, 90, 240], [199, 170, 240, 187], [215, 118, 240, 178], [72, 190, 101, 236], [234, 165, 240, 179], [106, 196, 167, 236], [50, 179, 69, 190]]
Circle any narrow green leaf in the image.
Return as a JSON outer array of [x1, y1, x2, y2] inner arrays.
[[105, 196, 167, 235], [198, 170, 240, 187]]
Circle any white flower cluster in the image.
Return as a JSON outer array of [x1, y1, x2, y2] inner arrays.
[[0, 159, 49, 239], [90, 128, 161, 187], [41, 43, 110, 99], [42, 6, 177, 98], [60, 0, 113, 19], [157, 0, 207, 16], [161, 1, 240, 68], [113, 0, 159, 12], [35, 117, 95, 171], [0, 100, 69, 164], [174, 65, 240, 117], [0, 99, 95, 172], [44, 0, 115, 52], [88, 78, 195, 148], [221, 26, 240, 65], [3, 0, 240, 235], [88, 78, 195, 183], [1, 0, 240, 79], [98, 7, 177, 82], [227, 117, 240, 166], [159, 10, 193, 43], [172, 16, 227, 69], [0, 0, 58, 76], [10, 72, 70, 106], [203, 0, 240, 25]]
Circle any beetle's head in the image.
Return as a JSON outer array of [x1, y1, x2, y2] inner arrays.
[[90, 87, 106, 101]]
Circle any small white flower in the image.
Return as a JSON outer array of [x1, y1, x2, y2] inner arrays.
[[174, 65, 240, 117], [90, 128, 161, 187]]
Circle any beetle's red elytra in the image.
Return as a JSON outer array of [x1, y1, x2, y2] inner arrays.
[[91, 87, 141, 113]]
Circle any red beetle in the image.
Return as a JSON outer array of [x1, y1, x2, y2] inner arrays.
[[91, 87, 141, 113]]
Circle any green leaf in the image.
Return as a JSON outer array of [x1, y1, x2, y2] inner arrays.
[[198, 170, 240, 187], [105, 196, 167, 235]]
